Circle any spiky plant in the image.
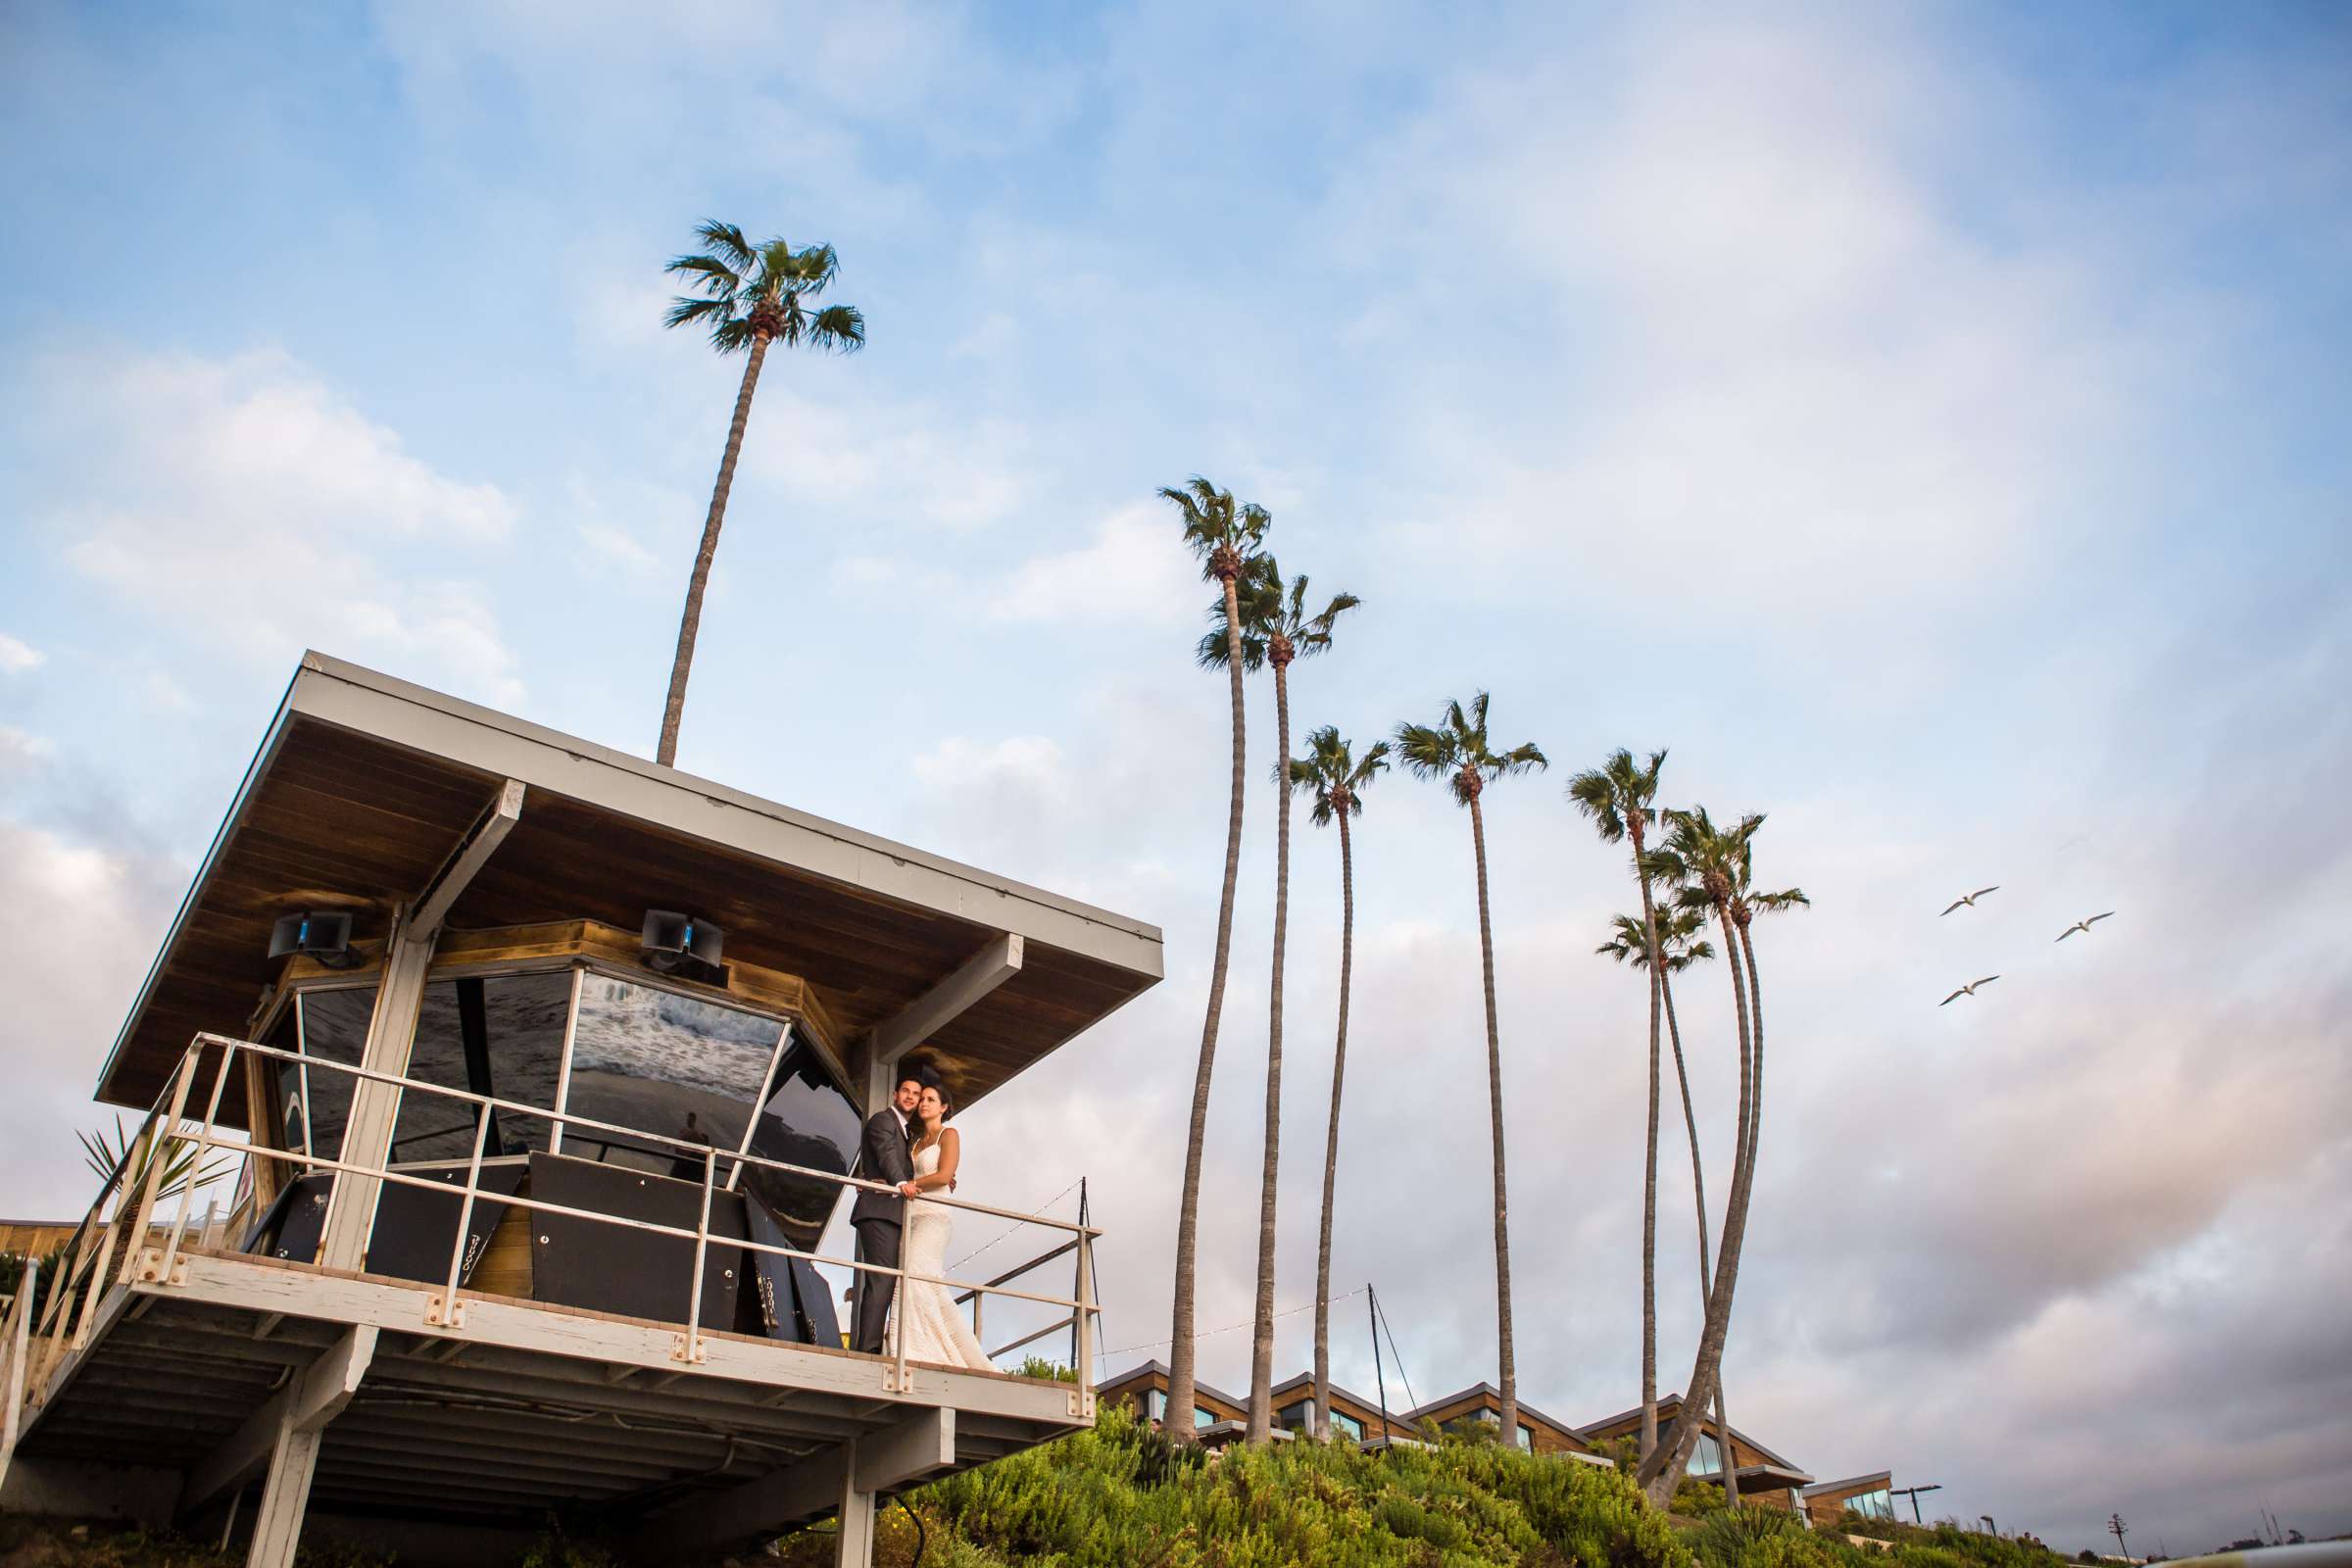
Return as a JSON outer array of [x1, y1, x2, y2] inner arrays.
[[1288, 725, 1388, 1441], [78, 1115, 236, 1213], [656, 220, 864, 767], [1202, 560, 1360, 1441], [1568, 748, 1669, 1458], [1393, 692, 1546, 1438], [1158, 476, 1271, 1438]]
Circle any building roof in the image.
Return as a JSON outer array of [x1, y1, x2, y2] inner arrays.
[[1267, 1370, 1399, 1416], [1098, 1360, 1248, 1414], [1403, 1382, 1584, 1440], [1802, 1471, 1893, 1498], [1577, 1392, 1805, 1472], [97, 653, 1164, 1117]]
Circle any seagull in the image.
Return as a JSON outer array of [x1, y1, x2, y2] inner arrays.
[[1939, 885, 2000, 916], [2056, 911, 2116, 942], [1941, 975, 2000, 1005]]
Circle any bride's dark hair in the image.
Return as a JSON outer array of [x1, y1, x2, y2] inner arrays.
[[921, 1081, 956, 1129]]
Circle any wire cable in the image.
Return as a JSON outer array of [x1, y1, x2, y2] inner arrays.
[[1373, 1291, 1419, 1417], [946, 1176, 1083, 1272], [1093, 1285, 1367, 1361]]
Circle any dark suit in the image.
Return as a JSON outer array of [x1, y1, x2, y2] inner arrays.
[[850, 1107, 913, 1355]]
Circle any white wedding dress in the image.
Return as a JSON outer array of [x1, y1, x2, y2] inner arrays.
[[887, 1140, 995, 1371]]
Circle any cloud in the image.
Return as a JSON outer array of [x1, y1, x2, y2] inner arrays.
[[0, 633, 44, 674], [15, 347, 526, 706], [0, 726, 58, 772], [988, 505, 1201, 628]]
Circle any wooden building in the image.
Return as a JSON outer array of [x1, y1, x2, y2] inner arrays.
[[0, 654, 1162, 1568], [1401, 1383, 1613, 1464], [1267, 1370, 1418, 1445], [1578, 1394, 1815, 1506], [1802, 1470, 1896, 1529], [1095, 1359, 1249, 1432]]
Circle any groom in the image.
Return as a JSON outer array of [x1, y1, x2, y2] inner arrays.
[[850, 1063, 936, 1356]]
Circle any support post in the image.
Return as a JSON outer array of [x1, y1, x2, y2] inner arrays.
[[834, 1438, 876, 1568], [193, 1325, 376, 1568], [317, 913, 434, 1271]]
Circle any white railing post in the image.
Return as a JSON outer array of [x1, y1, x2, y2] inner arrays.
[[432, 1102, 495, 1329], [678, 1148, 716, 1365], [0, 1255, 36, 1488], [159, 1037, 239, 1283], [891, 1190, 911, 1394], [1074, 1225, 1096, 1411]]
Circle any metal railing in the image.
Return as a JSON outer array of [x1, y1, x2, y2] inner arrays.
[[15, 1032, 1098, 1416]]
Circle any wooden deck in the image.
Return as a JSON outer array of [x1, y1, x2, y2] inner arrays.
[[12, 1245, 1088, 1557]]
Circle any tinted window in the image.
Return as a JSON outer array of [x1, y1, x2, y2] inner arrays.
[[1332, 1409, 1365, 1442], [285, 987, 376, 1161], [1691, 1431, 1723, 1475], [564, 976, 783, 1177], [390, 972, 572, 1163], [739, 1037, 861, 1249]]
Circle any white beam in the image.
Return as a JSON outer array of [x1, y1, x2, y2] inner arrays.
[[182, 1326, 377, 1518], [870, 934, 1023, 1069], [855, 1407, 955, 1494], [412, 778, 524, 936]]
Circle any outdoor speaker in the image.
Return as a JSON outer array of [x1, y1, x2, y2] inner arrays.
[[641, 909, 723, 974], [269, 910, 355, 966]]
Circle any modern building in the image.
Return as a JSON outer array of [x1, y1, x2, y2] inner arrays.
[[1801, 1471, 1896, 1529], [0, 654, 1163, 1568], [1267, 1371, 1419, 1445], [1402, 1383, 1614, 1465], [1578, 1394, 1816, 1507], [1095, 1359, 1250, 1433]]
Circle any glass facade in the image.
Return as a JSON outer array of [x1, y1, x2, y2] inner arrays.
[[1277, 1400, 1368, 1443], [1842, 1488, 1893, 1521], [389, 972, 572, 1162], [1691, 1431, 1724, 1477], [739, 1037, 865, 1250], [281, 986, 376, 1161], [1144, 1390, 1217, 1429], [1455, 1410, 1534, 1450], [563, 975, 786, 1177]]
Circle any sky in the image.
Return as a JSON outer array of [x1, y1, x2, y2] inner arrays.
[[2, 0, 2348, 1552]]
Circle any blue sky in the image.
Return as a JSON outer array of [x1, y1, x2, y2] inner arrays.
[[3, 1, 2348, 1550]]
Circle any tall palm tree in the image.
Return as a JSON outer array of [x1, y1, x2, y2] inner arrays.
[[1598, 906, 1740, 1506], [656, 220, 864, 767], [1567, 749, 1668, 1458], [1203, 562, 1359, 1441], [1158, 477, 1271, 1437], [1637, 809, 1805, 1503], [1291, 725, 1389, 1442], [1394, 693, 1546, 1438]]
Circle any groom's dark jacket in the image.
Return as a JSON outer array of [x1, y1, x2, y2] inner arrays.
[[851, 1107, 914, 1227]]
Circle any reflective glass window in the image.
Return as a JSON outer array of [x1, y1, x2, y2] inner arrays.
[[563, 975, 784, 1177], [1146, 1390, 1166, 1421], [390, 972, 572, 1163], [1691, 1431, 1724, 1476], [1277, 1401, 1311, 1431], [1331, 1409, 1365, 1443], [1847, 1489, 1892, 1521], [285, 988, 376, 1162], [738, 1036, 863, 1249]]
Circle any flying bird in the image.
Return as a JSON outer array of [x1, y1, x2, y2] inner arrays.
[[1939, 885, 2000, 916], [1941, 975, 2000, 1005], [2056, 911, 2116, 942]]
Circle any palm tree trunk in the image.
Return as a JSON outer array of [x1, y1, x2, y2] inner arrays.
[[657, 330, 771, 767], [1246, 661, 1294, 1442], [1661, 968, 1740, 1507], [1311, 806, 1355, 1445], [1634, 838, 1663, 1461], [1468, 795, 1518, 1437], [1640, 905, 1754, 1502], [1166, 572, 1250, 1438]]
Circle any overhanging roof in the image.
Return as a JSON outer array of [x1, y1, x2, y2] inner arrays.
[[98, 653, 1163, 1119], [1803, 1471, 1893, 1498], [1576, 1392, 1805, 1472]]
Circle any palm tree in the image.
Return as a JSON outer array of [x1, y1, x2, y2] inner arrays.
[[1203, 562, 1359, 1441], [1567, 749, 1668, 1459], [1394, 693, 1546, 1438], [656, 220, 864, 767], [1158, 477, 1271, 1437], [1598, 906, 1740, 1505], [1291, 725, 1388, 1441], [1636, 808, 1805, 1504]]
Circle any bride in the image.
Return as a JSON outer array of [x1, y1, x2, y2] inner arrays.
[[887, 1081, 995, 1371]]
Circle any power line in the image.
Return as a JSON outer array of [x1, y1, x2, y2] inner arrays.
[[946, 1177, 1083, 1272], [1094, 1286, 1368, 1361], [1372, 1289, 1419, 1417]]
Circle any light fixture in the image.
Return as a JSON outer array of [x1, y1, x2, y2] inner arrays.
[[269, 910, 357, 968], [640, 909, 724, 978]]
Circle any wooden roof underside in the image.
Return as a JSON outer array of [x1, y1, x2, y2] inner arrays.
[[98, 656, 1162, 1122]]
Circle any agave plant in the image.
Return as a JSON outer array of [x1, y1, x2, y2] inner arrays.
[[79, 1115, 237, 1213]]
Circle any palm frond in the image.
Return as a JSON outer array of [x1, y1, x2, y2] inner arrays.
[[663, 293, 735, 331], [691, 220, 760, 273], [665, 252, 745, 297], [808, 303, 865, 351]]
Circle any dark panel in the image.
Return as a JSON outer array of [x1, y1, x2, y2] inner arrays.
[[527, 1152, 745, 1327], [362, 1161, 528, 1287], [246, 1173, 333, 1262]]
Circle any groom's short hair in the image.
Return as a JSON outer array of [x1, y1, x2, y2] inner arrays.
[[900, 1059, 943, 1092]]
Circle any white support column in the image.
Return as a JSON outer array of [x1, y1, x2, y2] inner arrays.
[[316, 913, 434, 1272], [317, 779, 521, 1272], [833, 1437, 876, 1568], [222, 1327, 377, 1568], [861, 933, 1023, 1110]]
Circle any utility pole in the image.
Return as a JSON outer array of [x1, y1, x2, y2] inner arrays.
[[1368, 1284, 1391, 1441], [1891, 1485, 1942, 1525], [2109, 1513, 2131, 1560]]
